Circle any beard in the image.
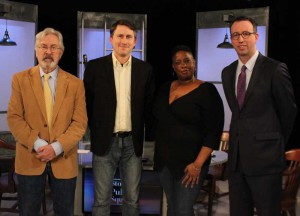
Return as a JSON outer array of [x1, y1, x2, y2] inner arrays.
[[40, 55, 57, 72]]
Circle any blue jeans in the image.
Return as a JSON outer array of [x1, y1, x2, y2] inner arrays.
[[92, 135, 142, 216], [159, 165, 209, 216], [17, 162, 77, 216]]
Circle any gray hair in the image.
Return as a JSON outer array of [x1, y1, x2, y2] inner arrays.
[[35, 27, 65, 52]]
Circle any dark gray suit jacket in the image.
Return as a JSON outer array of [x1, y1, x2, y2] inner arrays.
[[222, 53, 297, 176], [83, 54, 155, 156]]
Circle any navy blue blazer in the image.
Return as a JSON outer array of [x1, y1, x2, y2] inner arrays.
[[222, 53, 297, 176], [83, 54, 155, 156]]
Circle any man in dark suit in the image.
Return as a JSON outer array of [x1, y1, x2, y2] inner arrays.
[[83, 19, 155, 216], [222, 16, 297, 216]]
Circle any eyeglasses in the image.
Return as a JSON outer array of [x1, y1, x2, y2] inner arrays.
[[38, 45, 61, 52], [230, 31, 257, 40]]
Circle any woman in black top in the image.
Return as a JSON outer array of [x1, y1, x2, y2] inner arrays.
[[153, 45, 224, 216]]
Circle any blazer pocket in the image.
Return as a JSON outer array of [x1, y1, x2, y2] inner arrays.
[[255, 132, 281, 141]]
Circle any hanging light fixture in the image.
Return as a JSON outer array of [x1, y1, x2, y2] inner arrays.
[[217, 14, 234, 49], [0, 18, 17, 46], [217, 27, 233, 49]]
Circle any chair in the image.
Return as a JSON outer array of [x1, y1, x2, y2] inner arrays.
[[0, 137, 47, 214], [209, 131, 229, 185], [281, 149, 300, 216], [198, 131, 229, 216], [0, 138, 18, 213]]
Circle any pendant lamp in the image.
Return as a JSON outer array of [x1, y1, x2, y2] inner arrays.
[[0, 18, 17, 46], [217, 14, 234, 49], [217, 27, 232, 49]]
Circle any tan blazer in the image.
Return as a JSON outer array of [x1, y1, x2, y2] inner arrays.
[[7, 66, 87, 179]]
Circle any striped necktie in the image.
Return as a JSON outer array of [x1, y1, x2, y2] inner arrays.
[[237, 65, 247, 109]]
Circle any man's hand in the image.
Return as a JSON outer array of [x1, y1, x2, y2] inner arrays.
[[35, 145, 56, 162]]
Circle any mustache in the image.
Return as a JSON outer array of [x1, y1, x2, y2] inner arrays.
[[43, 55, 54, 61]]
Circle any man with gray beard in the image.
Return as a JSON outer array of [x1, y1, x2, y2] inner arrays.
[[7, 27, 87, 216]]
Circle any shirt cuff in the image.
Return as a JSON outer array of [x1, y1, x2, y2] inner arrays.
[[34, 137, 48, 152], [51, 141, 63, 156]]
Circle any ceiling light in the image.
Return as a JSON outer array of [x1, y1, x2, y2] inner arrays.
[[217, 32, 233, 49], [0, 19, 17, 46], [217, 14, 234, 49]]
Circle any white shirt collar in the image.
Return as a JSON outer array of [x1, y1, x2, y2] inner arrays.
[[112, 52, 132, 68], [238, 50, 259, 72], [39, 66, 58, 80]]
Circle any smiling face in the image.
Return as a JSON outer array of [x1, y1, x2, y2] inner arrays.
[[35, 34, 63, 73], [110, 25, 136, 62], [172, 50, 196, 82], [230, 20, 259, 62]]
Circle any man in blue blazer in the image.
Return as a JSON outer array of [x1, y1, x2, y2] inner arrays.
[[83, 19, 155, 216], [222, 16, 297, 216]]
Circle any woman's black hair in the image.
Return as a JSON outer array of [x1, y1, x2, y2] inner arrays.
[[171, 45, 194, 59]]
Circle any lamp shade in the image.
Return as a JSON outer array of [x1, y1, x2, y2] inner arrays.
[[0, 29, 17, 46], [0, 19, 17, 46], [217, 33, 233, 49]]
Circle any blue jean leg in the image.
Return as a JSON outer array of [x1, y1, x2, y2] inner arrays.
[[159, 165, 209, 216], [92, 136, 141, 216], [119, 136, 142, 216], [17, 162, 76, 216], [92, 138, 120, 216]]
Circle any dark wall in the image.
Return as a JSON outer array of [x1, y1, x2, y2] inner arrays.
[[15, 0, 299, 149]]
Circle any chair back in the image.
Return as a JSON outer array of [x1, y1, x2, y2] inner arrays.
[[281, 149, 300, 216], [214, 131, 229, 181], [219, 131, 229, 152]]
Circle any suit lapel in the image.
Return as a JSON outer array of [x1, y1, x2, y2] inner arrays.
[[29, 66, 48, 122], [131, 57, 138, 101], [243, 54, 265, 107], [227, 62, 239, 110], [105, 55, 117, 100], [52, 69, 69, 127]]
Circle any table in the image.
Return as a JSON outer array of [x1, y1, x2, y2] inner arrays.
[[210, 150, 228, 166], [204, 150, 228, 216], [74, 142, 92, 216]]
